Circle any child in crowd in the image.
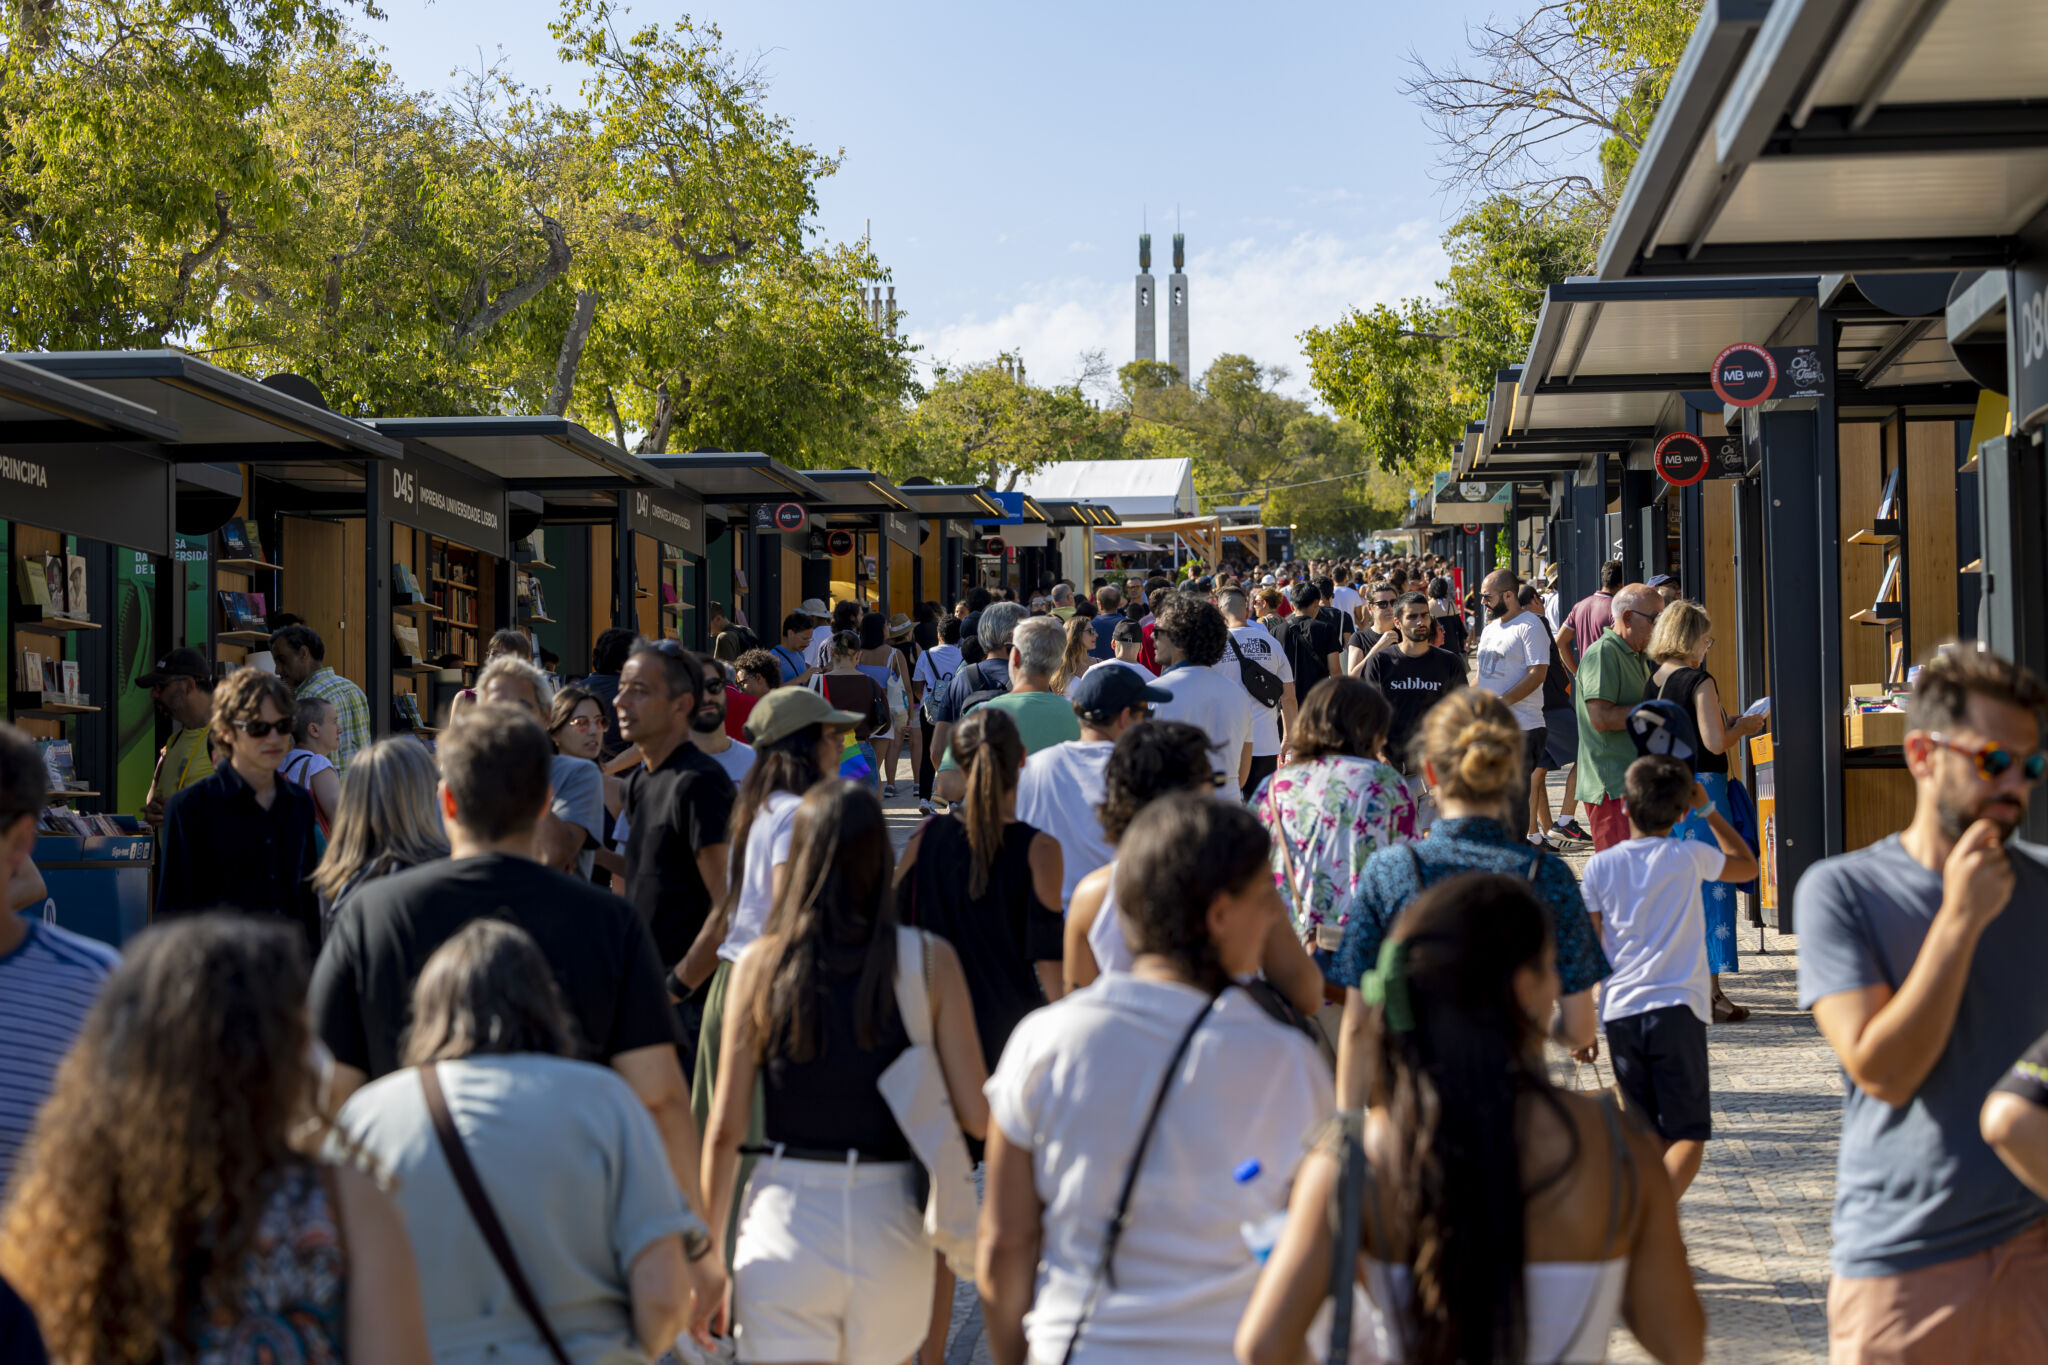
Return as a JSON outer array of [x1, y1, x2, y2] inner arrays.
[[1582, 754, 1759, 1198]]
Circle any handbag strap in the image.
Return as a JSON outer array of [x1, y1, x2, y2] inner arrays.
[[892, 926, 936, 1047], [1060, 990, 1225, 1365], [420, 1064, 575, 1365], [1262, 781, 1310, 940], [1326, 1115, 1370, 1365]]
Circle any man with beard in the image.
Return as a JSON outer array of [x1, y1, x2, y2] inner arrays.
[[1361, 591, 1463, 827], [1798, 648, 2048, 1362], [1474, 569, 1550, 842], [688, 650, 755, 786]]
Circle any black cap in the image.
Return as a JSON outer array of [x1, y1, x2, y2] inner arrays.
[[137, 647, 210, 689], [1072, 663, 1172, 721]]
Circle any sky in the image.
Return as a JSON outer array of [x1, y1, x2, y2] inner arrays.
[[369, 0, 1509, 397]]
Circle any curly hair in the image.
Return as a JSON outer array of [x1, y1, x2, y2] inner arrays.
[[0, 915, 336, 1364], [1152, 592, 1230, 667], [1095, 720, 1215, 843], [208, 667, 296, 750]]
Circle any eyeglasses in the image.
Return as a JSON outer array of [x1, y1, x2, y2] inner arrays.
[[1622, 608, 1661, 626], [233, 719, 285, 738], [1928, 733, 2048, 783], [562, 714, 599, 730]]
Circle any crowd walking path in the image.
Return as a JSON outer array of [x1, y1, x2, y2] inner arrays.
[[878, 776, 1838, 1364]]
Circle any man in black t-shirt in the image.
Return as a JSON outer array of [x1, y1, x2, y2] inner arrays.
[[615, 640, 735, 1062], [309, 704, 722, 1312], [1278, 580, 1343, 700], [1361, 592, 1463, 818]]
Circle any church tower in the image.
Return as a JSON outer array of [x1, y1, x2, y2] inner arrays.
[[1135, 233, 1156, 365], [1167, 231, 1189, 385]]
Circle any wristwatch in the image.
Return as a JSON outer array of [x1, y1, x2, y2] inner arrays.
[[681, 1224, 715, 1263]]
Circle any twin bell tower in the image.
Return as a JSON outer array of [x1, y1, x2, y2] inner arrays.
[[1134, 230, 1189, 384]]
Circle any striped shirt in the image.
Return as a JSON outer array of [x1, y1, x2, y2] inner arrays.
[[296, 667, 371, 776], [0, 919, 118, 1191]]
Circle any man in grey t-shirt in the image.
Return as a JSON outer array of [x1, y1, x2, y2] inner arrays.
[[1796, 648, 2048, 1360]]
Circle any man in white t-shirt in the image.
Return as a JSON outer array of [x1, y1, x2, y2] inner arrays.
[[800, 598, 842, 669], [687, 660, 756, 786], [1150, 593, 1256, 791], [1475, 569, 1552, 845], [1014, 666, 1169, 911], [1216, 588, 1295, 800], [1329, 564, 1362, 623]]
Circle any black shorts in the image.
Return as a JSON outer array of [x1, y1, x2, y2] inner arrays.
[[1604, 1004, 1711, 1142], [1523, 727, 1549, 775]]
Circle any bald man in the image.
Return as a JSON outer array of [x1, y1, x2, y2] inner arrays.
[[1571, 582, 1665, 851]]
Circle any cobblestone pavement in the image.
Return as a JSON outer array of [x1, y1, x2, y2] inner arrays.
[[878, 767, 1841, 1364]]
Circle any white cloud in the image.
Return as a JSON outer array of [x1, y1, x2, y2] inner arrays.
[[905, 224, 1447, 398]]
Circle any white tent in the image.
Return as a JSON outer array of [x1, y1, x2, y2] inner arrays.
[[1015, 458, 1195, 518]]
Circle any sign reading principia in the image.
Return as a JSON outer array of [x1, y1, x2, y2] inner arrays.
[[1655, 431, 1712, 487], [1711, 342, 1778, 408]]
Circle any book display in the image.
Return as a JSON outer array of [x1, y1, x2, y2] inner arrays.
[[10, 531, 104, 783]]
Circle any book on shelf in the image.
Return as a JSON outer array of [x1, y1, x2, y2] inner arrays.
[[219, 520, 251, 559], [394, 620, 422, 659], [660, 581, 677, 605], [243, 519, 265, 562], [42, 555, 65, 616], [394, 561, 423, 600], [37, 739, 74, 786], [17, 647, 40, 691], [16, 558, 48, 607], [40, 658, 59, 695], [60, 660, 79, 699], [1877, 466, 1901, 522], [65, 553, 87, 621], [1874, 555, 1901, 608], [247, 591, 268, 624]]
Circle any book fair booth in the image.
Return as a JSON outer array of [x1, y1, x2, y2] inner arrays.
[[896, 483, 1009, 611], [1507, 0, 2048, 923], [644, 453, 823, 633]]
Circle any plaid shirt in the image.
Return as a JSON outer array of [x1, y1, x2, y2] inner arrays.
[[296, 667, 371, 776]]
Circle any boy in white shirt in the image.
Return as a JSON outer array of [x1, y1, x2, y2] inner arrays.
[[1582, 754, 1759, 1199]]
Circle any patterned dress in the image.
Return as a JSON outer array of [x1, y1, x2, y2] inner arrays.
[[1251, 756, 1419, 970], [169, 1161, 346, 1365]]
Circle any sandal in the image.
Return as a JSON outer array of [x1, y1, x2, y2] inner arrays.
[[1711, 991, 1750, 1024]]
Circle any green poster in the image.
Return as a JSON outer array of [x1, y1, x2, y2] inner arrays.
[[176, 533, 209, 650], [112, 545, 158, 816]]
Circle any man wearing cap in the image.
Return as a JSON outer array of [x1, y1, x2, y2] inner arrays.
[[1015, 666, 1170, 913], [141, 648, 219, 828], [1649, 573, 1682, 607]]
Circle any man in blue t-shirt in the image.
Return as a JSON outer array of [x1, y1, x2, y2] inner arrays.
[[1797, 648, 2048, 1360]]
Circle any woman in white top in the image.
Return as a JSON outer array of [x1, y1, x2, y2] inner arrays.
[[280, 696, 341, 836], [1235, 874, 1703, 1365], [341, 918, 713, 1363], [982, 794, 1334, 1365], [1064, 724, 1322, 1021]]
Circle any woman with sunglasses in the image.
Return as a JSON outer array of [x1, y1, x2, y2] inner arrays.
[[550, 685, 628, 882], [1644, 600, 1768, 1023], [156, 668, 323, 951]]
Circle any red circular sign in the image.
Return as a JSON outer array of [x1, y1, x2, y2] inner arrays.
[[1461, 523, 1480, 535], [1655, 431, 1712, 487], [772, 502, 806, 532], [982, 536, 1007, 557], [825, 529, 855, 557], [1711, 342, 1778, 408]]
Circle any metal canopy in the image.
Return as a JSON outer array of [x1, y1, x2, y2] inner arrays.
[[894, 484, 1006, 519], [1599, 0, 2048, 279], [639, 453, 821, 503], [11, 350, 399, 461], [367, 417, 676, 495], [0, 354, 180, 444], [789, 468, 908, 514]]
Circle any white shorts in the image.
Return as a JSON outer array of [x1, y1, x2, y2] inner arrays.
[[732, 1153, 934, 1365]]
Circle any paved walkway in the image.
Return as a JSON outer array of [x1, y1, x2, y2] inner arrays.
[[876, 767, 1840, 1364]]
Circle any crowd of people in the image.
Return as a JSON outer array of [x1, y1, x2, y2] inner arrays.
[[2, 551, 2048, 1364]]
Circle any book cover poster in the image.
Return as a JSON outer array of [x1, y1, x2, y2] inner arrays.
[[65, 554, 87, 621], [42, 555, 65, 616], [60, 660, 79, 699], [220, 521, 250, 558], [20, 558, 48, 607]]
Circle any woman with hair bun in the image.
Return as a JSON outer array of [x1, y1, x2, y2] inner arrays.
[[1327, 688, 1611, 1106]]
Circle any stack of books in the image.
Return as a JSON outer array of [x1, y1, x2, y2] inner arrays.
[[219, 518, 268, 562], [393, 693, 430, 729], [19, 654, 83, 702], [16, 552, 89, 620]]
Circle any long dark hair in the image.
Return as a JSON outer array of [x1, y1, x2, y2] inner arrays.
[[752, 782, 899, 1063], [950, 708, 1024, 898], [1113, 793, 1270, 994], [722, 723, 827, 917], [1368, 873, 1568, 1365]]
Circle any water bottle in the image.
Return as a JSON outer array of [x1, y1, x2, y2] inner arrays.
[[1234, 1158, 1287, 1263]]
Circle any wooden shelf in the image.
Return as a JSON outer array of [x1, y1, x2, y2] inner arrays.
[[393, 662, 440, 677], [1963, 557, 1984, 574], [433, 577, 477, 593], [516, 559, 556, 571], [1959, 454, 1980, 474], [217, 558, 283, 572], [394, 600, 437, 615], [1847, 528, 1898, 548], [44, 790, 99, 801], [661, 602, 681, 615], [17, 697, 99, 716], [218, 630, 272, 645], [15, 611, 101, 633], [444, 621, 476, 632], [520, 615, 556, 625], [1850, 609, 1904, 627]]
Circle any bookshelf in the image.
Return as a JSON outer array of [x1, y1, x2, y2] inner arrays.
[[212, 512, 279, 683], [389, 529, 501, 734], [11, 527, 101, 813], [1848, 465, 1907, 685]]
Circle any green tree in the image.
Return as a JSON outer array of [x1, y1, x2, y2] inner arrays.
[[873, 354, 1115, 489]]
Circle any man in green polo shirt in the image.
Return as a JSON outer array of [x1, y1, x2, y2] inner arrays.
[[1573, 582, 1663, 851], [932, 615, 1080, 803]]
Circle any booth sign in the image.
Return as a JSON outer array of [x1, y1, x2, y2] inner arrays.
[[0, 444, 172, 558], [752, 502, 808, 534], [1654, 431, 1711, 487], [388, 457, 509, 559], [825, 529, 856, 558], [1711, 342, 1778, 408], [622, 488, 706, 558], [883, 510, 918, 552]]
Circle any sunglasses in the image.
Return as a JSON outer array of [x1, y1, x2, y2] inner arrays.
[[561, 714, 599, 730], [1928, 733, 2048, 783], [233, 719, 286, 738]]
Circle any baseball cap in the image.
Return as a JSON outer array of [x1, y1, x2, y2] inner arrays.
[[798, 597, 830, 618], [1646, 574, 1678, 589], [1261, 573, 1277, 586], [744, 685, 863, 747], [1072, 665, 1171, 721], [138, 647, 211, 688]]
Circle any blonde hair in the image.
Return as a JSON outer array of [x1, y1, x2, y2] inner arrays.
[[476, 655, 555, 713], [1647, 598, 1711, 666], [310, 739, 449, 902], [1051, 615, 1094, 695], [1418, 688, 1524, 805]]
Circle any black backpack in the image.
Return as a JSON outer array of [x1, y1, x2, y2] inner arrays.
[[958, 660, 1011, 716], [1228, 634, 1285, 710]]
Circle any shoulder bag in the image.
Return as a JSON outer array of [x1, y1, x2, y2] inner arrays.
[[875, 926, 981, 1277], [1229, 634, 1285, 710], [420, 1064, 575, 1365]]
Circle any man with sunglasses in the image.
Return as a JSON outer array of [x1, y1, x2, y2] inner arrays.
[[1571, 583, 1661, 852], [1797, 648, 2048, 1363], [155, 668, 321, 950]]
